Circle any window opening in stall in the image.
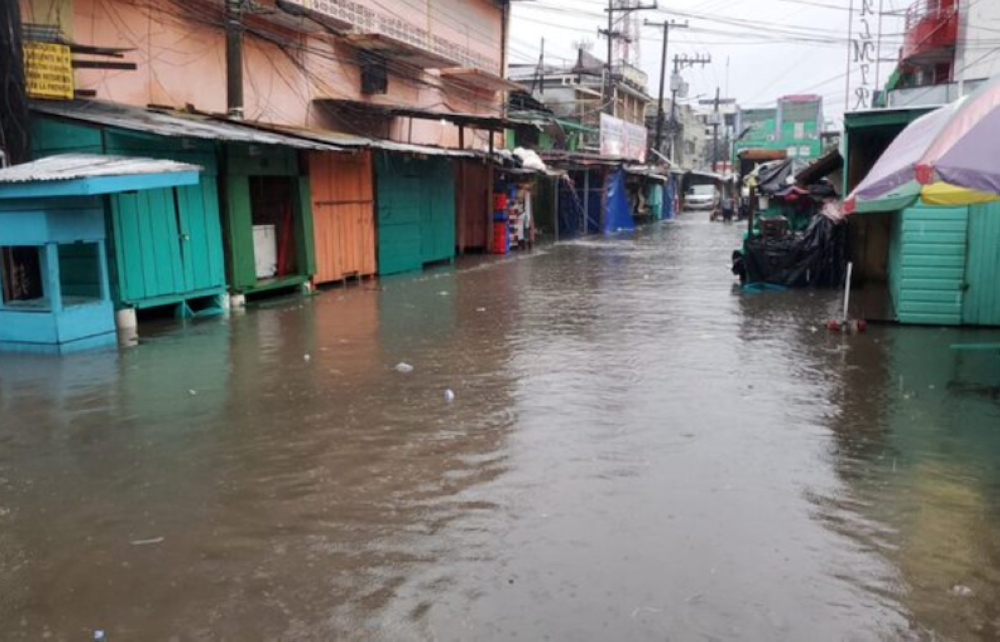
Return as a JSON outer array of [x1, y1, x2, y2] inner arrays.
[[57, 242, 102, 306], [1, 246, 46, 309]]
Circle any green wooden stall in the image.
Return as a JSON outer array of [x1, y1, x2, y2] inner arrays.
[[888, 201, 1000, 327], [31, 118, 227, 316], [375, 152, 456, 276], [224, 144, 315, 295]]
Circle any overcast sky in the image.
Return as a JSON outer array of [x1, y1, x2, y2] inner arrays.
[[509, 0, 907, 127]]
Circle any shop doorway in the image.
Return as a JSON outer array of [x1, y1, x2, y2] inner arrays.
[[249, 176, 298, 280]]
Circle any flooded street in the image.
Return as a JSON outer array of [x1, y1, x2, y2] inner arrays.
[[2, 217, 1000, 641]]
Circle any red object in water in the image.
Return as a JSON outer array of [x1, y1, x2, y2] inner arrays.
[[827, 319, 868, 334], [492, 222, 509, 255]]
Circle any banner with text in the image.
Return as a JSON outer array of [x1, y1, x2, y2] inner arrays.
[[600, 114, 648, 163]]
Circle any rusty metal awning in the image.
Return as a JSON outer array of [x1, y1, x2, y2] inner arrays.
[[317, 99, 545, 131], [439, 68, 523, 93], [31, 100, 345, 151], [257, 124, 479, 158]]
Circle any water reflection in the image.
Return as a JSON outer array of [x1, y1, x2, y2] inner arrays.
[[0, 218, 998, 640]]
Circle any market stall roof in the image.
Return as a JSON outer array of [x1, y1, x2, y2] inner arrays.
[[31, 100, 345, 151], [0, 153, 201, 199], [316, 99, 546, 130], [843, 105, 938, 130], [539, 150, 628, 167], [240, 122, 479, 159], [795, 149, 843, 186], [686, 169, 726, 181], [439, 67, 523, 92], [624, 166, 669, 182]]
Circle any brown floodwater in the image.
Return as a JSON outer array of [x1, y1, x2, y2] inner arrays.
[[1, 217, 999, 641]]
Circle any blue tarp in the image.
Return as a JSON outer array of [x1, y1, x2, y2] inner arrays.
[[603, 168, 635, 233], [663, 176, 678, 220], [558, 179, 584, 237]]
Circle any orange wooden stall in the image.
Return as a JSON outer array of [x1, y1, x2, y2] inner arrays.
[[309, 150, 377, 284]]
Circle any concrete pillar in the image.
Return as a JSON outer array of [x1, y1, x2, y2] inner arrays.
[[115, 307, 138, 347], [115, 307, 137, 331]]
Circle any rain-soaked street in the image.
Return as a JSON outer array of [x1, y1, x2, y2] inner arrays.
[[1, 217, 1000, 641]]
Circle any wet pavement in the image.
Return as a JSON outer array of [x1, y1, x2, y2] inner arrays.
[[1, 216, 1000, 641]]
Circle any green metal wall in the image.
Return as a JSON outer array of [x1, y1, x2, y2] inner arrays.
[[891, 205, 968, 326], [375, 153, 456, 276], [963, 202, 1000, 326]]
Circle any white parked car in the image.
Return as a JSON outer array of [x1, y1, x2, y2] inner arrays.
[[685, 185, 720, 212]]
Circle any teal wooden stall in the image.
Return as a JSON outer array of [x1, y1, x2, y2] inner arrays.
[[32, 118, 227, 316], [375, 153, 456, 276], [888, 202, 1000, 326], [0, 154, 201, 353]]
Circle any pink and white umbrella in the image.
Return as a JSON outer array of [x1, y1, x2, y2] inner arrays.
[[846, 76, 1000, 214]]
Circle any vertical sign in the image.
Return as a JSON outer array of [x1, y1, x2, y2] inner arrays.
[[846, 0, 877, 110]]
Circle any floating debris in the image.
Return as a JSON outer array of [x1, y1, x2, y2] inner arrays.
[[395, 362, 414, 374]]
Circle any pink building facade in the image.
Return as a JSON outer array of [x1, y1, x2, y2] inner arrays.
[[18, 0, 509, 149]]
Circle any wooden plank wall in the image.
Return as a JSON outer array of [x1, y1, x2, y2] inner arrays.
[[455, 159, 489, 252], [310, 150, 376, 284]]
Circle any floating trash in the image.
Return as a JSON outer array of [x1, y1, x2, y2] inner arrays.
[[395, 362, 414, 374]]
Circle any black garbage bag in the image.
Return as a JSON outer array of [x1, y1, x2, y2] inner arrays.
[[741, 214, 848, 287]]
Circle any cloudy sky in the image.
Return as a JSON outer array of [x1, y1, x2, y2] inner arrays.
[[509, 0, 908, 126]]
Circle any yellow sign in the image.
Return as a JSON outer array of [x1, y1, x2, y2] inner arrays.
[[23, 42, 74, 100]]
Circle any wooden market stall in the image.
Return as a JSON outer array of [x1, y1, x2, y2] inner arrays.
[[0, 154, 201, 353], [308, 150, 376, 284]]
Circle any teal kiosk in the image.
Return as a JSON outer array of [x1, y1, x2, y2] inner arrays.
[[0, 154, 201, 354]]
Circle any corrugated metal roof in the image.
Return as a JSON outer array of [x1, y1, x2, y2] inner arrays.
[[259, 124, 480, 158], [31, 100, 344, 151], [0, 154, 201, 184]]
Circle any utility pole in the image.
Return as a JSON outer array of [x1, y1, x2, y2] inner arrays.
[[531, 37, 546, 96], [600, 1, 657, 116], [645, 19, 687, 158], [712, 86, 721, 173], [226, 0, 244, 119], [0, 0, 29, 165], [668, 53, 711, 164]]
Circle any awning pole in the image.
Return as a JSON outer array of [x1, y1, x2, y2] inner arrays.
[[487, 129, 495, 252], [459, 125, 466, 256]]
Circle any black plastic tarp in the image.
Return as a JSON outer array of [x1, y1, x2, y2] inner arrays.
[[756, 158, 807, 195], [736, 214, 849, 287]]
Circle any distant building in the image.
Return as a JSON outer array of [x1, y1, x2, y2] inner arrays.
[[509, 48, 652, 152], [885, 0, 1000, 107], [733, 95, 824, 163]]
